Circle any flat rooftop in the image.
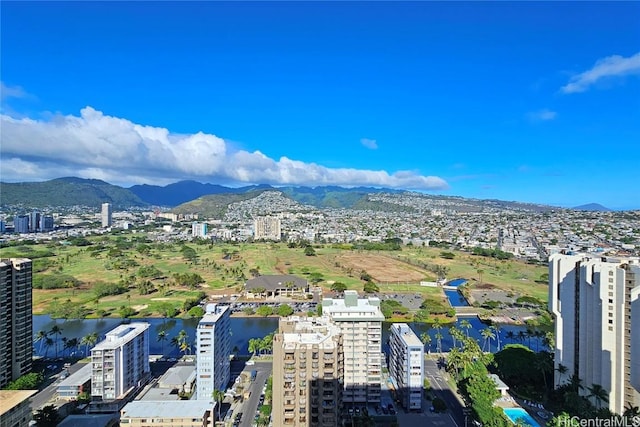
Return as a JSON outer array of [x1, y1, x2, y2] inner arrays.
[[199, 303, 230, 324], [121, 400, 215, 419], [58, 363, 92, 387], [322, 291, 385, 321], [93, 322, 149, 351], [0, 390, 37, 416], [392, 323, 423, 347]]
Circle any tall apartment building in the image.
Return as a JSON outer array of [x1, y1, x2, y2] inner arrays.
[[196, 304, 231, 400], [101, 202, 112, 228], [0, 258, 33, 389], [322, 291, 385, 404], [253, 216, 281, 241], [389, 323, 424, 411], [39, 215, 54, 232], [91, 323, 150, 401], [192, 222, 208, 238], [549, 253, 640, 414], [28, 211, 40, 232], [13, 216, 29, 234], [273, 316, 344, 427]]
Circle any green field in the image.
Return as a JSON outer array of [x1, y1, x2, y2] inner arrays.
[[0, 233, 548, 318]]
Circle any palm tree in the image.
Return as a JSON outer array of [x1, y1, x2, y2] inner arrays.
[[49, 325, 63, 358], [212, 389, 225, 421], [505, 330, 515, 344], [170, 336, 181, 355], [157, 331, 168, 356], [623, 403, 640, 418], [491, 325, 501, 351], [460, 319, 472, 338], [568, 374, 584, 393], [516, 330, 526, 344], [248, 338, 259, 357], [81, 332, 99, 357], [556, 363, 568, 386], [480, 328, 495, 352], [435, 332, 443, 354], [44, 337, 54, 358], [65, 338, 79, 358], [477, 269, 484, 285], [34, 330, 49, 356], [61, 337, 68, 357], [587, 384, 608, 409], [420, 332, 432, 353]]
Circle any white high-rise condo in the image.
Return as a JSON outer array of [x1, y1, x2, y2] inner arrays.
[[389, 323, 424, 411], [196, 304, 231, 400], [549, 253, 640, 414], [192, 222, 208, 238], [91, 323, 150, 401], [322, 290, 385, 404], [0, 258, 32, 389], [101, 202, 112, 227]]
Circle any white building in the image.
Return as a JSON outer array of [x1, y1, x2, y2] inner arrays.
[[101, 203, 113, 228], [192, 222, 208, 238], [549, 253, 640, 414], [91, 323, 150, 401], [389, 323, 423, 411], [322, 291, 385, 404], [196, 304, 231, 400], [253, 216, 281, 241]]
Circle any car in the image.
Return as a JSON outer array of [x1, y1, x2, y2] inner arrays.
[[355, 407, 361, 415], [246, 360, 255, 366]]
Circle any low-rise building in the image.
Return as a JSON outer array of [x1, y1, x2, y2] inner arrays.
[[245, 274, 309, 299], [120, 400, 215, 427], [0, 390, 37, 427], [57, 363, 92, 400]]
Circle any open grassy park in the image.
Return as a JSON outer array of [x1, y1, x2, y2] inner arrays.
[[0, 233, 549, 319]]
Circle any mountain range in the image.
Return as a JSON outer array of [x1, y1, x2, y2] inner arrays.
[[0, 177, 603, 214]]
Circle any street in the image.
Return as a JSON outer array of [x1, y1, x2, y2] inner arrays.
[[234, 360, 272, 427], [30, 361, 86, 410], [423, 357, 466, 427]]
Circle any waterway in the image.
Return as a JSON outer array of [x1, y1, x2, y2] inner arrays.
[[33, 315, 547, 358], [444, 289, 470, 307]]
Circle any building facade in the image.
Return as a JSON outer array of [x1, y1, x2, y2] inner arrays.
[[192, 222, 208, 238], [549, 253, 640, 414], [91, 323, 150, 401], [101, 203, 112, 228], [196, 304, 231, 401], [322, 291, 385, 404], [120, 401, 214, 427], [28, 211, 40, 233], [0, 390, 37, 427], [39, 215, 54, 232], [0, 258, 33, 389], [13, 216, 29, 234], [273, 316, 344, 427], [389, 323, 423, 411], [253, 216, 281, 241]]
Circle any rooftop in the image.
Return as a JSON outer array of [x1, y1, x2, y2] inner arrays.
[[0, 390, 37, 416], [322, 291, 385, 321], [391, 324, 423, 347], [120, 400, 215, 419], [199, 303, 230, 324], [280, 316, 341, 349], [58, 362, 92, 387], [93, 322, 149, 351], [245, 274, 307, 291]]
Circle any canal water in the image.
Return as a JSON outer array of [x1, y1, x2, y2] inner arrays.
[[33, 314, 547, 357]]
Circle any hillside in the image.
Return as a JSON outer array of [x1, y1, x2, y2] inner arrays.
[[0, 177, 147, 208], [573, 203, 611, 212]]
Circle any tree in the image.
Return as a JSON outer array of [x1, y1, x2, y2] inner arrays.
[[49, 324, 63, 358], [587, 384, 608, 409], [248, 338, 260, 356], [420, 332, 432, 353], [5, 372, 44, 390], [330, 282, 347, 293], [34, 330, 49, 355], [304, 245, 316, 256], [212, 389, 225, 421], [477, 268, 484, 285], [276, 304, 294, 317], [187, 306, 205, 318], [460, 319, 472, 338], [157, 331, 168, 355], [363, 281, 379, 293], [33, 405, 60, 427], [556, 363, 568, 386], [256, 305, 274, 317], [480, 328, 495, 352]]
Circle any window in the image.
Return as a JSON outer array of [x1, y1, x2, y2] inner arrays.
[[608, 319, 613, 324]]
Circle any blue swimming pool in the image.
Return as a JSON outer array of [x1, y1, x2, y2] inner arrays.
[[503, 408, 540, 427], [447, 278, 468, 287]]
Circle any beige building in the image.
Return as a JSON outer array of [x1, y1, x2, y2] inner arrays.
[[549, 253, 640, 414], [0, 390, 36, 427], [322, 291, 385, 404], [120, 400, 214, 427], [253, 216, 281, 241], [273, 316, 343, 427], [0, 258, 32, 389]]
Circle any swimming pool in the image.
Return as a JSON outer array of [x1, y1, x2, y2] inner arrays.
[[503, 408, 540, 427]]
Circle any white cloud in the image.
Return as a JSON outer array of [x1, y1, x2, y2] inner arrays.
[[360, 138, 378, 150], [0, 81, 29, 100], [0, 107, 449, 191], [561, 52, 640, 94], [527, 109, 557, 122]]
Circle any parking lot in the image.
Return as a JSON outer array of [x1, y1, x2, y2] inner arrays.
[[218, 300, 318, 314]]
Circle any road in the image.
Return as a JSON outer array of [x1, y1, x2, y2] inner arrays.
[[424, 357, 466, 427], [237, 361, 272, 427], [31, 361, 86, 410]]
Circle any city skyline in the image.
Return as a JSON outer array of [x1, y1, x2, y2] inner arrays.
[[1, 2, 639, 209]]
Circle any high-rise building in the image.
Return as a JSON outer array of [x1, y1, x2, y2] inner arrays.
[[39, 215, 54, 232], [101, 203, 112, 228], [196, 304, 231, 400], [0, 220, 5, 233], [91, 323, 150, 401], [13, 216, 29, 234], [28, 211, 40, 233], [192, 222, 208, 238], [273, 316, 343, 427], [253, 216, 281, 241], [0, 258, 33, 389], [322, 291, 385, 404], [549, 253, 640, 414], [389, 323, 424, 411]]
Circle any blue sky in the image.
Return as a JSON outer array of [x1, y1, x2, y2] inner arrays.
[[1, 2, 639, 209]]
